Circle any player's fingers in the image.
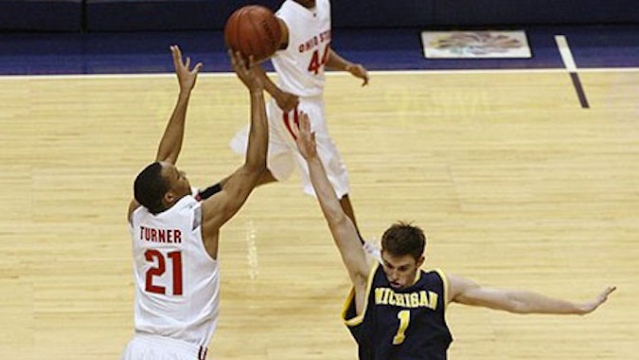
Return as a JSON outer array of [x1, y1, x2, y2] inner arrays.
[[171, 45, 181, 67], [300, 112, 311, 132], [235, 51, 246, 68]]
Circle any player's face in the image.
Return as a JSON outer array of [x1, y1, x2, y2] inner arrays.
[[160, 162, 191, 200], [380, 251, 424, 290]]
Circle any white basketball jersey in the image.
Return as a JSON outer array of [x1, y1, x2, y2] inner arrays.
[[272, 0, 331, 97], [130, 195, 219, 348]]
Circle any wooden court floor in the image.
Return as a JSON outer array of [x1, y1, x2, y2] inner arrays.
[[0, 70, 637, 359]]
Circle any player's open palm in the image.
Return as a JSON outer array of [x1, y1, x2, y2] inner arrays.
[[579, 286, 617, 315], [294, 112, 317, 160], [229, 51, 263, 92], [347, 63, 369, 86], [171, 45, 202, 92]]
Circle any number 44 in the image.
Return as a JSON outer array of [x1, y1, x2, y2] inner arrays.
[[307, 45, 330, 75]]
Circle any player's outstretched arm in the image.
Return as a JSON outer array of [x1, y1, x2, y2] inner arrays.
[[156, 45, 203, 164], [295, 113, 369, 288], [325, 48, 369, 86], [448, 274, 616, 315], [199, 52, 268, 258], [128, 45, 202, 220]]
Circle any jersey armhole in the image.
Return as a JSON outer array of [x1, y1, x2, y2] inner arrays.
[[434, 268, 449, 311], [342, 262, 378, 327]]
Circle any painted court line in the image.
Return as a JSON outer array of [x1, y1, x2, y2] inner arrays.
[[556, 35, 590, 109], [246, 218, 259, 280], [1, 67, 639, 80]]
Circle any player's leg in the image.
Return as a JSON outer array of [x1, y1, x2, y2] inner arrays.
[[339, 194, 358, 229], [198, 101, 296, 200], [294, 99, 359, 228]]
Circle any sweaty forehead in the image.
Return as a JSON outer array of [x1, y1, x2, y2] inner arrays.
[[382, 251, 415, 268]]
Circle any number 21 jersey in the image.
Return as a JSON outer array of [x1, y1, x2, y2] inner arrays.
[[130, 195, 219, 348]]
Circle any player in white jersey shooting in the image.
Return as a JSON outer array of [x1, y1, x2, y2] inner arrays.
[[203, 0, 369, 236], [122, 46, 268, 360]]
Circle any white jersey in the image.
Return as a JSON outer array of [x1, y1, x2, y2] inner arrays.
[[272, 0, 331, 98], [129, 195, 219, 349]]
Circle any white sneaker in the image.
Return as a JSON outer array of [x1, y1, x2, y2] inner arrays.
[[362, 239, 381, 262]]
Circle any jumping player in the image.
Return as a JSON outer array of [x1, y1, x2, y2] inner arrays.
[[293, 111, 616, 360], [122, 47, 268, 360]]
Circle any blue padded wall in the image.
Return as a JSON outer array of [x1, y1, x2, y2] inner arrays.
[[0, 0, 83, 32], [85, 0, 280, 32], [332, 0, 435, 28], [0, 0, 637, 32], [432, 0, 639, 27]]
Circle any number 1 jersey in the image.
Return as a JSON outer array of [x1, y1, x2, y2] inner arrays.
[[130, 195, 219, 348], [342, 263, 453, 360]]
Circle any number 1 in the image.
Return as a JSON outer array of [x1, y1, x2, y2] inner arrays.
[[392, 310, 410, 345]]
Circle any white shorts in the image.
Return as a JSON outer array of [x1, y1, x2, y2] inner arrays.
[[230, 96, 350, 198], [122, 334, 208, 360]]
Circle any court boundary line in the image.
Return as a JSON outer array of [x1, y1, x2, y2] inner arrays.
[[2, 67, 639, 80], [556, 35, 589, 109]]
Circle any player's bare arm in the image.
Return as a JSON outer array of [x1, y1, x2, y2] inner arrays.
[[325, 48, 369, 86], [200, 51, 268, 259], [447, 273, 616, 315], [254, 65, 299, 112], [295, 112, 369, 309], [127, 45, 202, 221], [156, 45, 203, 164]]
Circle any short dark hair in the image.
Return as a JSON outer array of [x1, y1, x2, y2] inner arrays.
[[134, 162, 168, 214], [381, 222, 426, 261]]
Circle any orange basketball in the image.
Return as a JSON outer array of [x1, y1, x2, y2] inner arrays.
[[224, 5, 282, 63]]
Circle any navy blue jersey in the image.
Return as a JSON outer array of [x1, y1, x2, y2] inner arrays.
[[342, 263, 452, 360]]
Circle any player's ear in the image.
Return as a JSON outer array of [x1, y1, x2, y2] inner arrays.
[[277, 18, 289, 49], [416, 255, 425, 268], [164, 190, 177, 206]]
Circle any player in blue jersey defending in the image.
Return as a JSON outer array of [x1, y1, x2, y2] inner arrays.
[[293, 112, 616, 360]]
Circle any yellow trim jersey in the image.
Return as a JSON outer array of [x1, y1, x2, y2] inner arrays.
[[342, 263, 452, 360]]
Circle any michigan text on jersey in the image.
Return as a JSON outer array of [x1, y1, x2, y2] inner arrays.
[[374, 288, 438, 310]]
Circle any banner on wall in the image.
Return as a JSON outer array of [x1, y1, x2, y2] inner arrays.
[[421, 30, 531, 59]]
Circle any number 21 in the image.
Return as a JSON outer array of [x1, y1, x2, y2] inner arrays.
[[145, 249, 183, 296], [392, 310, 411, 345]]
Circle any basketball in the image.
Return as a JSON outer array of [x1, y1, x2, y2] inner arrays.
[[224, 5, 282, 63]]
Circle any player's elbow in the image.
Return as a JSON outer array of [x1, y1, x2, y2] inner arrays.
[[244, 155, 268, 174]]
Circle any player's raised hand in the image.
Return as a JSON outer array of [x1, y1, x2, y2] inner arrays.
[[346, 63, 369, 86], [170, 45, 203, 92], [229, 50, 264, 93], [294, 111, 317, 160], [578, 286, 617, 315]]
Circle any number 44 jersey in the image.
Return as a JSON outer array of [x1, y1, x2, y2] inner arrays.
[[342, 263, 453, 360], [130, 195, 219, 348], [272, 0, 332, 98]]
